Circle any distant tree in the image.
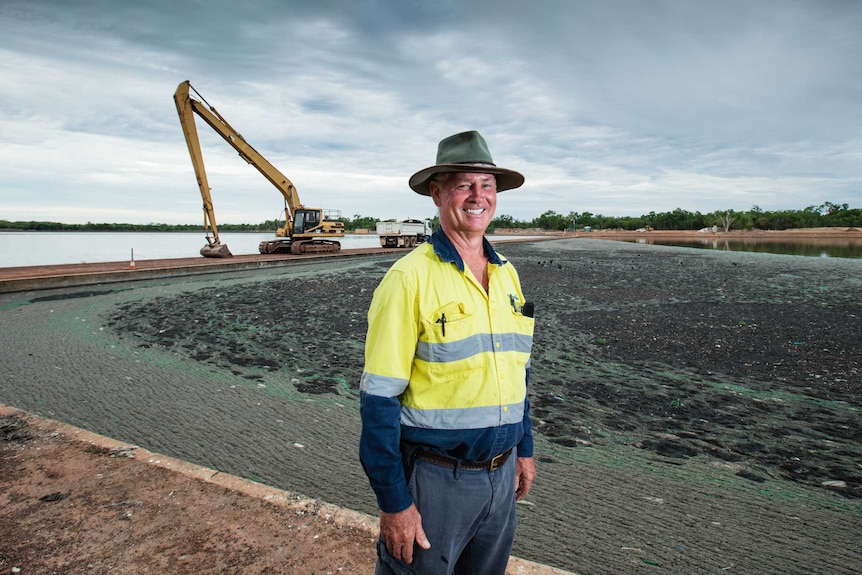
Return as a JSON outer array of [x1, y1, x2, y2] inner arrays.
[[735, 211, 755, 230], [532, 210, 569, 231], [349, 214, 378, 231], [800, 205, 822, 227], [820, 202, 862, 227], [717, 210, 736, 232], [651, 208, 702, 230], [591, 214, 610, 230], [492, 214, 516, 229]]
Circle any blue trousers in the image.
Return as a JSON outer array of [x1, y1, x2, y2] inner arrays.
[[376, 452, 518, 575]]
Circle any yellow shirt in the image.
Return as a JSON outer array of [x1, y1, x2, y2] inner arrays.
[[361, 236, 533, 431]]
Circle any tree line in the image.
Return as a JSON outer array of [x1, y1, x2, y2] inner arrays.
[[1, 202, 859, 233], [491, 202, 861, 232]]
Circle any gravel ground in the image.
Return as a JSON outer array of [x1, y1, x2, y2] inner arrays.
[[1, 237, 860, 574]]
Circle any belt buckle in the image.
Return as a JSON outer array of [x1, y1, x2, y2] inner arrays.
[[489, 452, 504, 471]]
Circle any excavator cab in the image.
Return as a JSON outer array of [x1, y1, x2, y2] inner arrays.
[[294, 209, 319, 234]]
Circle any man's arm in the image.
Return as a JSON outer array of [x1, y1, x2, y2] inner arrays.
[[359, 268, 418, 512], [358, 392, 412, 512], [515, 363, 536, 500], [359, 268, 430, 563]]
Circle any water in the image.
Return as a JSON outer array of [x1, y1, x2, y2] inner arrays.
[[0, 232, 542, 268], [0, 232, 378, 268], [2, 232, 860, 268], [621, 236, 862, 259]]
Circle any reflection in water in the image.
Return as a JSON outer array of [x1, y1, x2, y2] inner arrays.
[[628, 236, 862, 258]]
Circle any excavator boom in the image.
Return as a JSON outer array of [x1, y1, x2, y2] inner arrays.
[[173, 81, 232, 257], [173, 80, 343, 257]]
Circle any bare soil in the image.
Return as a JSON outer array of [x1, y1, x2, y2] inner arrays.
[[0, 412, 377, 574]]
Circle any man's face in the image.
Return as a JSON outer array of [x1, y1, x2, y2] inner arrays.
[[431, 172, 497, 236]]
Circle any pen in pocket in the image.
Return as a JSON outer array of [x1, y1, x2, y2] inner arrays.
[[436, 313, 446, 337]]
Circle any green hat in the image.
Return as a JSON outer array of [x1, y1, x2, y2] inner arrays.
[[408, 130, 525, 196]]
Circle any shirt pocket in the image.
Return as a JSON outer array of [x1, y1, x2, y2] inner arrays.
[[421, 301, 486, 382], [422, 301, 472, 343], [509, 309, 535, 371], [510, 308, 535, 342]]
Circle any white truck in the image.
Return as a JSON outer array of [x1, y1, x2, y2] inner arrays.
[[377, 219, 432, 248]]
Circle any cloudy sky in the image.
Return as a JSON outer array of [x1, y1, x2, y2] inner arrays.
[[1, 0, 860, 226]]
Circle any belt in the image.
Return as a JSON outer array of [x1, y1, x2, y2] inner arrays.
[[414, 448, 513, 471]]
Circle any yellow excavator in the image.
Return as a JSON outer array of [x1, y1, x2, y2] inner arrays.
[[173, 80, 344, 258]]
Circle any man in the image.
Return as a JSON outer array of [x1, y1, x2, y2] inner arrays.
[[359, 130, 536, 575]]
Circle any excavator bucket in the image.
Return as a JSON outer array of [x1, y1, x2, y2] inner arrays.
[[200, 242, 233, 258]]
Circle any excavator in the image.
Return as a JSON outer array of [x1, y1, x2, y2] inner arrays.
[[173, 80, 344, 258]]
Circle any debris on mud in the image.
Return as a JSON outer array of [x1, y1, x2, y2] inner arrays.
[[0, 416, 30, 442]]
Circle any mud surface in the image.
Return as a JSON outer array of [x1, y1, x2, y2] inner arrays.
[[511, 242, 861, 497], [2, 238, 860, 574], [104, 240, 861, 498]]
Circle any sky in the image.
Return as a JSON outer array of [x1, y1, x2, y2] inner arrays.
[[1, 0, 860, 226]]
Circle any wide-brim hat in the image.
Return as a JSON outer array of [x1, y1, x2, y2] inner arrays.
[[409, 130, 525, 196]]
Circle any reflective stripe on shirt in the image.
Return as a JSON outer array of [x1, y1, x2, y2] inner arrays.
[[401, 400, 526, 430], [415, 332, 533, 363]]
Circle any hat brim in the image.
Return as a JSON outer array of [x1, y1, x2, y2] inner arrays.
[[409, 164, 525, 196]]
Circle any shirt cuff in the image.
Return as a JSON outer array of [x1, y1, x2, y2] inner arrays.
[[373, 482, 413, 514], [517, 432, 534, 459]]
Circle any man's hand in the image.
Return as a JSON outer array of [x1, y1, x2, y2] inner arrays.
[[515, 456, 536, 500], [379, 504, 431, 564]]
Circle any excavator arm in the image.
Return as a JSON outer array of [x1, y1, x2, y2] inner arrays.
[[173, 81, 343, 257], [174, 80, 344, 257], [173, 81, 233, 257]]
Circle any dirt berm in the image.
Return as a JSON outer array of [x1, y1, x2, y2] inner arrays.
[[0, 406, 568, 574]]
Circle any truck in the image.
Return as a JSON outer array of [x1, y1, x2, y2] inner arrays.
[[376, 219, 432, 248], [173, 80, 344, 258]]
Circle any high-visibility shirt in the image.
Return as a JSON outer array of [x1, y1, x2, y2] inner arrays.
[[359, 229, 534, 513]]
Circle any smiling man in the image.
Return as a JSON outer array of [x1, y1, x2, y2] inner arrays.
[[359, 131, 536, 575]]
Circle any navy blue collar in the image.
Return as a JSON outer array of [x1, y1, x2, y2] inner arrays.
[[430, 228, 505, 272]]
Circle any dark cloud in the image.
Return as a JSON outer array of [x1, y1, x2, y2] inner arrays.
[[0, 0, 859, 224]]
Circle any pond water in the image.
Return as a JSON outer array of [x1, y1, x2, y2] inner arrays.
[[618, 236, 862, 258], [1, 232, 859, 268], [0, 232, 542, 268]]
